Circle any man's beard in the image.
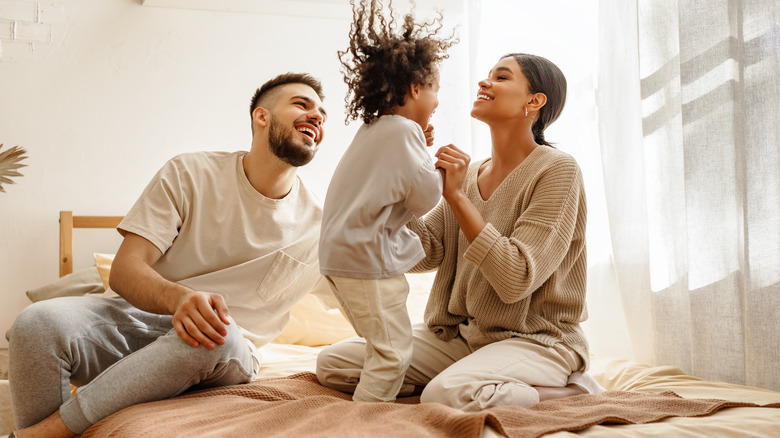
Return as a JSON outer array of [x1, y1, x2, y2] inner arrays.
[[268, 115, 316, 167]]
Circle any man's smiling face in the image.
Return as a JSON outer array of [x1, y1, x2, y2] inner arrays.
[[265, 83, 327, 167]]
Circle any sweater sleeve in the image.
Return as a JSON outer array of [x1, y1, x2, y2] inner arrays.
[[407, 198, 448, 272], [463, 159, 584, 304]]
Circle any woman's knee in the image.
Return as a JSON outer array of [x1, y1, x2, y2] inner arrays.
[[421, 374, 539, 410], [315, 344, 344, 384], [315, 340, 364, 391], [419, 374, 463, 407]]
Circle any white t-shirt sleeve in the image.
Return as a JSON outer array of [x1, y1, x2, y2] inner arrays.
[[118, 155, 187, 254], [404, 162, 443, 218]]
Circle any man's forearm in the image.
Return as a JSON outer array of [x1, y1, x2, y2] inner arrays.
[[109, 255, 190, 315]]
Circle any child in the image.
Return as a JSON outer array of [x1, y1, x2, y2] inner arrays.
[[318, 0, 457, 403]]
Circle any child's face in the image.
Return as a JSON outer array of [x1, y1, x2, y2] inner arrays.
[[414, 80, 440, 130]]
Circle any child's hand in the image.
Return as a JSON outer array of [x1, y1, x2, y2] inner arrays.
[[424, 124, 435, 147]]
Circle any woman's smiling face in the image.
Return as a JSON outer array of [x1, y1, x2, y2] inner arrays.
[[470, 57, 533, 123]]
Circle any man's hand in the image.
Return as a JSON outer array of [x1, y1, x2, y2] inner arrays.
[[171, 291, 230, 349]]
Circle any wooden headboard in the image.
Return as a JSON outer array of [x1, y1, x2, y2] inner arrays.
[[59, 211, 124, 277]]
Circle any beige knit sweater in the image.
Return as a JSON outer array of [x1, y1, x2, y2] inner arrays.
[[408, 145, 589, 368]]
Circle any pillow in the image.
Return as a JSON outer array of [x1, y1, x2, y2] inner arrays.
[[93, 253, 115, 290], [272, 277, 357, 346], [25, 266, 105, 302], [406, 272, 435, 324]]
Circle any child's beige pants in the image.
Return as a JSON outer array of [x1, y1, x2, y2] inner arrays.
[[324, 274, 412, 402]]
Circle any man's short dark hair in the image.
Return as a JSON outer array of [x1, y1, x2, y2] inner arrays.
[[249, 73, 325, 119]]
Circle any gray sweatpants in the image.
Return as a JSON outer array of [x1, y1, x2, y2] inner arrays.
[[6, 295, 255, 434]]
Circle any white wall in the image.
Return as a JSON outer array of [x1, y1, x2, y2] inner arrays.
[[0, 0, 469, 347]]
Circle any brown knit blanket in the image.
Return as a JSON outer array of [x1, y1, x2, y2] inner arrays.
[[81, 372, 780, 438]]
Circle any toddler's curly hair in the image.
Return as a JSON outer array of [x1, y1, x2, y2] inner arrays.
[[339, 0, 458, 124]]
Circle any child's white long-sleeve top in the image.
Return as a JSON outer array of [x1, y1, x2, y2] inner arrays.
[[319, 115, 443, 279]]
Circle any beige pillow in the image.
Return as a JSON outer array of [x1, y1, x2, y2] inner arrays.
[[272, 278, 357, 346], [93, 253, 115, 290], [25, 266, 104, 302]]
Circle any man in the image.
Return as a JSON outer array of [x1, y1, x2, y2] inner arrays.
[[6, 72, 328, 438]]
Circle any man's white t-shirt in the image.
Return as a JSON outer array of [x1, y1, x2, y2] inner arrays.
[[118, 151, 322, 346]]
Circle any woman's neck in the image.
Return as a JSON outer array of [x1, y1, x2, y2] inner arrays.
[[487, 121, 538, 172], [475, 122, 538, 201]]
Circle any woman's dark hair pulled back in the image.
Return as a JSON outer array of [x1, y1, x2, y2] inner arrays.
[[502, 53, 567, 146]]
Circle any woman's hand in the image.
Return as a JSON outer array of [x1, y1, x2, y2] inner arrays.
[[435, 144, 486, 242], [435, 144, 471, 200]]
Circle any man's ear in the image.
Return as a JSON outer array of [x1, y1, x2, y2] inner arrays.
[[527, 92, 547, 113], [252, 107, 270, 128]]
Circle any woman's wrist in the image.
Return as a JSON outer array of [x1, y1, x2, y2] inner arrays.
[[445, 190, 486, 242], [442, 188, 467, 205]]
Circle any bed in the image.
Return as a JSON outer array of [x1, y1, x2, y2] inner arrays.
[[1, 212, 778, 437]]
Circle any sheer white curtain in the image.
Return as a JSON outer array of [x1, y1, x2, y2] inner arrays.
[[597, 0, 780, 390]]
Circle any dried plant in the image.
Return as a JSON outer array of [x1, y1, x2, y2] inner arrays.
[[0, 143, 28, 193]]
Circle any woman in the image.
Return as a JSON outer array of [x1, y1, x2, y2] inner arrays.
[[316, 53, 604, 410]]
